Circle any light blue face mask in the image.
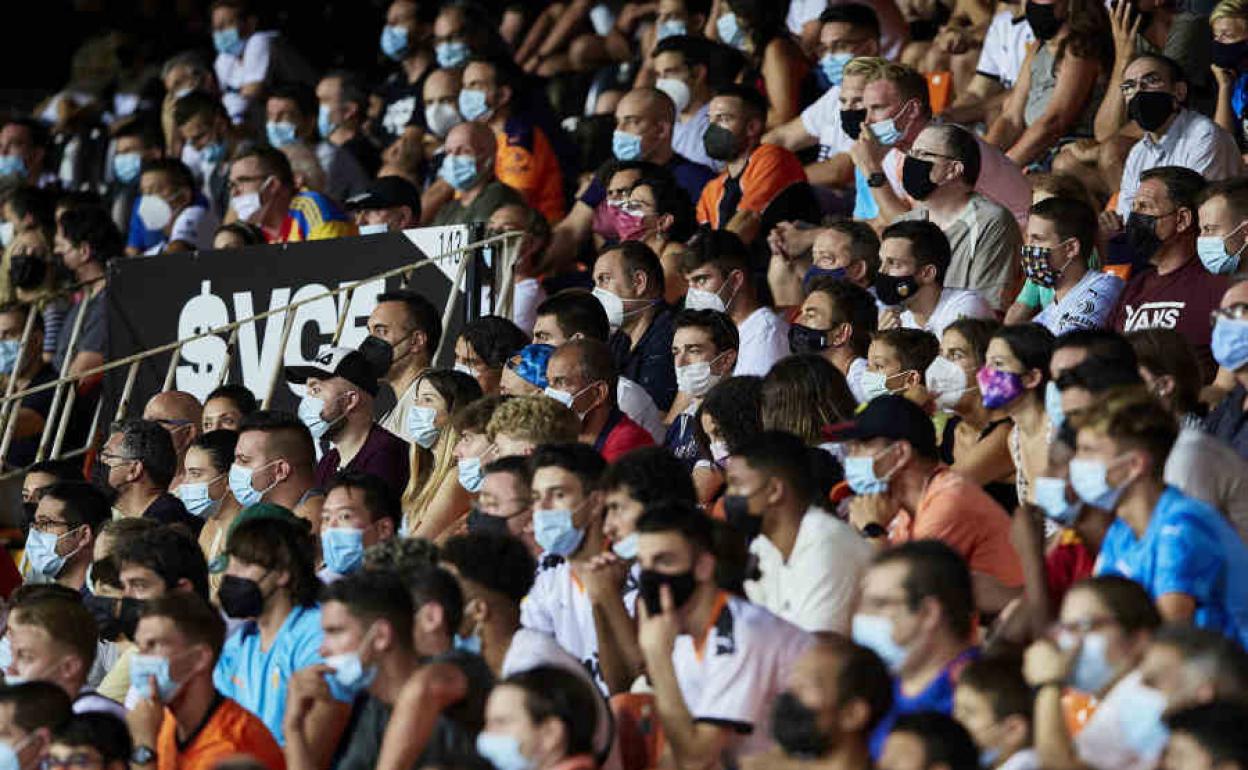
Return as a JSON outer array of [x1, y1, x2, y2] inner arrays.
[[0, 736, 31, 770], [1068, 456, 1129, 511], [819, 52, 854, 87], [844, 445, 895, 495], [869, 118, 903, 146], [1212, 316, 1248, 372], [1045, 380, 1065, 431], [716, 12, 748, 50], [113, 151, 142, 184], [436, 40, 471, 69], [199, 141, 225, 166], [177, 477, 224, 518], [317, 104, 337, 139], [0, 339, 19, 375], [533, 507, 586, 556], [0, 155, 27, 179], [321, 527, 366, 575], [380, 25, 409, 60], [458, 88, 491, 122], [25, 528, 73, 577], [440, 154, 480, 191], [1197, 233, 1244, 275], [266, 121, 298, 148], [458, 455, 485, 492], [213, 27, 245, 56], [657, 19, 687, 40], [1033, 475, 1077, 525], [851, 613, 907, 672], [476, 733, 534, 770], [612, 130, 643, 161], [612, 532, 640, 560], [129, 653, 181, 701], [358, 223, 389, 236], [406, 405, 442, 449], [299, 394, 345, 441], [453, 632, 483, 655], [228, 462, 276, 508], [324, 647, 378, 701], [1062, 631, 1115, 694], [979, 747, 1001, 769]]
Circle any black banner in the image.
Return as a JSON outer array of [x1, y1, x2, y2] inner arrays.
[[106, 231, 467, 416]]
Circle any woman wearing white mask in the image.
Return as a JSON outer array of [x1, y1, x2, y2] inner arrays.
[[1023, 575, 1161, 770], [692, 375, 764, 506], [402, 369, 483, 541]]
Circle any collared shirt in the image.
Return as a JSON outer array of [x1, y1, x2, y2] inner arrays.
[[1033, 270, 1125, 334], [592, 407, 655, 462], [673, 103, 717, 170], [732, 306, 791, 377], [1095, 485, 1248, 649], [899, 288, 995, 340], [213, 604, 324, 745], [314, 423, 411, 497], [156, 695, 285, 770], [609, 305, 677, 412], [744, 505, 872, 634], [1205, 384, 1248, 462], [896, 193, 1022, 310], [975, 10, 1034, 89], [1116, 108, 1244, 217]]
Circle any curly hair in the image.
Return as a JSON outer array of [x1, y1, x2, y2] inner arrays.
[[693, 375, 764, 459], [486, 395, 580, 444]]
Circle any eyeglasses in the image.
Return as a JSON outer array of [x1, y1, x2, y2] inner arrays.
[[31, 517, 73, 534], [227, 175, 266, 193], [907, 147, 959, 163], [1119, 72, 1168, 96], [98, 451, 137, 466], [1052, 616, 1118, 636], [1211, 303, 1248, 325], [39, 755, 103, 770]]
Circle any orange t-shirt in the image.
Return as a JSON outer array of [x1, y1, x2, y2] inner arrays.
[[696, 144, 806, 227], [495, 118, 565, 223], [157, 697, 285, 770], [888, 467, 1024, 588]]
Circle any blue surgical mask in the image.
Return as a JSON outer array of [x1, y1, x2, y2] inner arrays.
[[177, 477, 223, 518], [0, 155, 27, 179], [869, 118, 903, 146], [819, 52, 853, 87], [440, 154, 480, 191], [1060, 631, 1114, 694], [199, 141, 225, 166], [0, 736, 31, 770], [612, 532, 640, 560], [129, 653, 180, 701], [980, 747, 1001, 769], [380, 25, 409, 60], [113, 151, 142, 184], [0, 339, 19, 375], [1197, 233, 1244, 275], [321, 527, 366, 575], [851, 613, 907, 672], [1033, 476, 1077, 525], [1068, 456, 1129, 510], [359, 223, 389, 236], [317, 104, 337, 139], [228, 462, 275, 508], [716, 12, 748, 50], [1212, 316, 1248, 372], [453, 632, 482, 655], [657, 19, 687, 40], [613, 130, 643, 161], [25, 528, 74, 577], [1045, 380, 1065, 431], [476, 733, 534, 770], [458, 88, 491, 122], [299, 394, 344, 441], [844, 446, 895, 495], [324, 648, 378, 701], [436, 40, 471, 69], [406, 405, 442, 449], [533, 507, 586, 557], [213, 27, 244, 56], [266, 121, 298, 148], [458, 455, 485, 492]]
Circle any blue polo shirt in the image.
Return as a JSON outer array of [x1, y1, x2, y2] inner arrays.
[[213, 604, 325, 745], [1095, 486, 1248, 649], [869, 648, 977, 758]]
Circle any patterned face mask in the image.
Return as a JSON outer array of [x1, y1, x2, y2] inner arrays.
[[1020, 240, 1075, 289]]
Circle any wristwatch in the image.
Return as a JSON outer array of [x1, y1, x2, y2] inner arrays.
[[131, 745, 156, 766], [860, 522, 888, 539], [866, 172, 888, 188]]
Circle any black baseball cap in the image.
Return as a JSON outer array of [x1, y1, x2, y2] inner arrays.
[[344, 175, 422, 217], [285, 345, 380, 397], [823, 395, 937, 458]]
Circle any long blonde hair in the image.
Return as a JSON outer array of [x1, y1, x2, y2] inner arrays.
[[400, 369, 483, 531]]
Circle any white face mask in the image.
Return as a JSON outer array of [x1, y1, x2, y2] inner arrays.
[[138, 194, 174, 231], [676, 352, 727, 398], [231, 191, 262, 222], [655, 77, 692, 113], [424, 101, 463, 138], [925, 356, 973, 411], [592, 286, 651, 332]]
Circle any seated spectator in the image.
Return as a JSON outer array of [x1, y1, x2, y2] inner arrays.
[[475, 667, 599, 770], [836, 396, 1023, 609], [212, 221, 265, 249], [470, 456, 536, 551], [1206, 280, 1248, 455], [346, 176, 423, 235], [665, 309, 739, 465], [708, 1, 810, 128], [318, 471, 399, 582], [6, 590, 123, 716], [432, 122, 524, 227], [19, 458, 82, 535], [366, 289, 440, 444], [230, 410, 324, 526], [316, 70, 381, 177], [895, 124, 1022, 311], [116, 525, 210, 606], [173, 93, 240, 216], [201, 384, 257, 434], [210, 0, 285, 127], [1196, 178, 1248, 277], [47, 713, 130, 770], [399, 370, 482, 539], [286, 345, 410, 501], [100, 420, 203, 536], [0, 304, 56, 469], [421, 66, 463, 144], [603, 87, 713, 203], [771, 219, 881, 323], [982, 324, 1055, 507], [226, 145, 355, 243], [450, 395, 507, 495], [485, 202, 551, 334], [133, 159, 219, 254], [545, 339, 654, 460], [877, 220, 994, 340], [52, 205, 117, 377], [683, 228, 791, 376], [1108, 167, 1226, 380], [692, 375, 765, 499], [177, 430, 241, 579], [651, 35, 719, 169], [129, 592, 284, 770], [595, 241, 678, 412], [486, 395, 581, 459], [1138, 625, 1248, 729], [26, 481, 108, 590], [863, 328, 941, 404], [942, 3, 1034, 126], [499, 344, 555, 397], [265, 83, 369, 204], [620, 165, 702, 308], [142, 391, 202, 490], [954, 657, 1037, 770], [374, 0, 437, 149], [878, 712, 979, 770], [454, 315, 530, 397], [635, 500, 813, 766], [0, 681, 72, 770], [729, 431, 872, 634], [0, 118, 52, 188]]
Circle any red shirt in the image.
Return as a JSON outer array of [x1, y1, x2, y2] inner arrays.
[[1045, 531, 1097, 612], [594, 408, 654, 462]]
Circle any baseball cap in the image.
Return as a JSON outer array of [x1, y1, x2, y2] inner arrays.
[[822, 395, 937, 458], [344, 175, 422, 217], [507, 344, 555, 390], [285, 345, 380, 397]]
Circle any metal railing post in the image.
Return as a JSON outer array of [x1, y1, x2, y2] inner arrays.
[[35, 290, 93, 462]]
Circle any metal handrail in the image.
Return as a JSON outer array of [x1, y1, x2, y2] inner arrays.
[[0, 229, 523, 479]]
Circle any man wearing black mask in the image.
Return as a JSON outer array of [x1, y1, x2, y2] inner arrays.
[[1106, 54, 1241, 234], [742, 637, 893, 770], [1108, 166, 1227, 380], [636, 500, 813, 770]]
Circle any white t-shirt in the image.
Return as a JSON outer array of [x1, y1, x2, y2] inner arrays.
[[520, 557, 638, 695], [215, 31, 276, 124], [733, 307, 791, 377], [1033, 270, 1125, 334], [800, 86, 854, 162], [744, 506, 872, 634], [847, 356, 870, 403], [976, 10, 1035, 90], [619, 377, 666, 443], [670, 594, 813, 760], [144, 203, 219, 255], [1074, 671, 1165, 770], [900, 288, 995, 339]]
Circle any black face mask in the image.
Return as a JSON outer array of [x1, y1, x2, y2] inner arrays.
[[1125, 211, 1165, 261], [723, 494, 763, 542], [20, 500, 36, 533], [84, 595, 145, 642], [218, 575, 265, 619], [357, 334, 395, 377], [840, 108, 867, 141], [874, 273, 921, 306], [789, 323, 830, 355], [467, 507, 511, 536], [772, 691, 832, 758], [1213, 40, 1248, 71], [703, 124, 742, 161], [1025, 1, 1062, 41], [901, 155, 940, 200], [1127, 90, 1177, 133], [638, 568, 698, 615], [9, 254, 47, 290]]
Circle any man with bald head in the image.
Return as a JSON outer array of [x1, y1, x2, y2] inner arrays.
[[143, 391, 202, 489], [1205, 280, 1248, 460], [431, 120, 524, 226], [422, 68, 463, 141]]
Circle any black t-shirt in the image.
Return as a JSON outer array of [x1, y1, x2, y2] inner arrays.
[[340, 134, 382, 178], [376, 69, 431, 148], [143, 493, 204, 537]]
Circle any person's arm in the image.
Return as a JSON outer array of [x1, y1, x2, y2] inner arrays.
[[761, 40, 803, 129], [805, 153, 855, 187], [420, 179, 455, 227], [638, 586, 734, 770], [1006, 503, 1056, 642], [950, 422, 1015, 487], [768, 251, 811, 309], [375, 663, 470, 770], [972, 572, 1023, 615], [300, 694, 351, 770], [1023, 641, 1092, 770], [762, 117, 818, 152], [536, 0, 594, 61], [515, 4, 562, 66], [944, 74, 1005, 124], [126, 678, 164, 770], [724, 209, 761, 245], [1004, 301, 1039, 324], [1214, 67, 1239, 134], [284, 665, 336, 770], [1093, 2, 1139, 143], [69, 351, 105, 379], [984, 42, 1037, 150], [849, 133, 910, 223], [1006, 51, 1101, 166], [411, 471, 471, 542], [583, 555, 644, 695], [541, 201, 596, 274]]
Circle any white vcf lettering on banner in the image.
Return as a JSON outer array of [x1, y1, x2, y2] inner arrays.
[[1123, 301, 1185, 332], [175, 278, 386, 401]]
